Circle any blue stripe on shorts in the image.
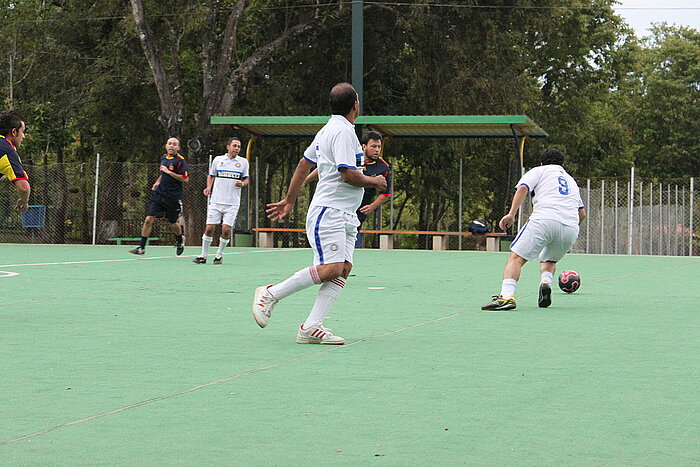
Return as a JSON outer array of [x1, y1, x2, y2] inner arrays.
[[314, 207, 328, 264], [509, 219, 530, 249]]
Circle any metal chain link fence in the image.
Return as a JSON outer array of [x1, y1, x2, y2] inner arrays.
[[2, 161, 698, 256]]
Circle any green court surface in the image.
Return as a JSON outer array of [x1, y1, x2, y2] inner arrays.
[[1, 244, 699, 465]]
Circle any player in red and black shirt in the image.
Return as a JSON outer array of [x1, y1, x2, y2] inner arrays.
[[129, 137, 189, 256], [0, 111, 31, 212]]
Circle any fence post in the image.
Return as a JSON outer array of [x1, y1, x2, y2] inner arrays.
[[600, 180, 605, 254], [639, 181, 643, 255], [628, 166, 634, 255], [585, 179, 590, 253], [91, 153, 100, 245], [690, 178, 694, 256], [614, 180, 619, 254], [458, 158, 463, 250]]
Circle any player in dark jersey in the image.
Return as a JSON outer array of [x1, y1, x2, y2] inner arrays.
[[129, 137, 189, 255], [356, 131, 391, 226], [0, 111, 30, 212]]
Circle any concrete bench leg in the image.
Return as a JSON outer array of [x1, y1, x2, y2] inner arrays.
[[257, 232, 274, 248], [486, 237, 500, 252], [432, 235, 449, 250], [379, 234, 394, 249]]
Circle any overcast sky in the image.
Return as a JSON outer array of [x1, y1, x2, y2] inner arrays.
[[614, 0, 700, 36]]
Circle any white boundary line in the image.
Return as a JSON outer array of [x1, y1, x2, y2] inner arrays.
[[0, 311, 466, 446], [0, 270, 19, 277], [0, 249, 300, 269]]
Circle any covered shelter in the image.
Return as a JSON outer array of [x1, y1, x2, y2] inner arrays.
[[210, 115, 548, 247]]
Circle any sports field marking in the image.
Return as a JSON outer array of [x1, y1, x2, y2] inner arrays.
[[0, 249, 297, 269], [0, 271, 19, 278], [0, 311, 467, 447]]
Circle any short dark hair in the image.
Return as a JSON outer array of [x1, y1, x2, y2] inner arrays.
[[540, 148, 564, 166], [329, 83, 358, 116], [361, 131, 382, 145], [227, 136, 241, 145], [0, 110, 25, 136]]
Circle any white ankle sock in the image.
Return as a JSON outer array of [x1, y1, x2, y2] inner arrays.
[[216, 237, 229, 257], [303, 277, 345, 329], [201, 235, 213, 258], [541, 271, 553, 284], [500, 278, 517, 298], [269, 266, 322, 300]]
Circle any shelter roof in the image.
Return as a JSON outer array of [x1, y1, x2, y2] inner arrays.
[[210, 115, 547, 139]]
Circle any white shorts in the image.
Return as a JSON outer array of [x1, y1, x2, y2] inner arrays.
[[306, 205, 360, 265], [206, 203, 240, 226], [510, 218, 579, 262]]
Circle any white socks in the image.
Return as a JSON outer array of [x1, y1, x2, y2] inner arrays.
[[201, 235, 230, 258], [500, 278, 517, 299], [269, 266, 322, 300], [303, 277, 346, 329], [541, 271, 553, 284], [201, 235, 213, 258], [216, 237, 229, 258]]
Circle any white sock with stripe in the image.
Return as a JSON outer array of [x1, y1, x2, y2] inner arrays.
[[216, 237, 229, 258], [500, 278, 517, 299], [201, 235, 213, 258], [541, 271, 553, 284], [302, 277, 346, 329], [269, 266, 322, 300]]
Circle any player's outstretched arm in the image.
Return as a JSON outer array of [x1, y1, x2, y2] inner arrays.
[[499, 185, 529, 230], [266, 158, 315, 221]]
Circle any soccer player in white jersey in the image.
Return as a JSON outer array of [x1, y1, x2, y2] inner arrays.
[[482, 148, 586, 311], [252, 83, 387, 344], [193, 137, 249, 264]]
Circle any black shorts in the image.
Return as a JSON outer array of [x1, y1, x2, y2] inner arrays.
[[147, 191, 182, 223]]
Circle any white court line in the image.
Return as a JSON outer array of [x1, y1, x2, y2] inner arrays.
[[0, 311, 466, 447], [0, 249, 297, 268], [0, 270, 19, 277]]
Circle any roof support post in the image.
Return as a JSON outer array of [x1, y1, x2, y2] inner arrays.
[[510, 124, 526, 231]]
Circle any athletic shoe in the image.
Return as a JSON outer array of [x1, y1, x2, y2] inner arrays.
[[252, 285, 278, 328], [538, 282, 552, 308], [128, 247, 145, 255], [192, 256, 206, 264], [481, 295, 516, 311], [296, 324, 345, 345], [213, 256, 223, 265], [176, 236, 185, 256]]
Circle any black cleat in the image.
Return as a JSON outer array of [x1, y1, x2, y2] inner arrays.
[[176, 236, 186, 256], [213, 256, 223, 265], [538, 282, 552, 308], [128, 247, 145, 255], [192, 256, 206, 264], [481, 295, 516, 311]]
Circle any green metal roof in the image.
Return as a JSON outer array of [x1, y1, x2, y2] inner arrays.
[[210, 115, 548, 139]]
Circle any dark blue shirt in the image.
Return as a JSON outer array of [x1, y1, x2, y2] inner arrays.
[[155, 154, 188, 199], [360, 157, 391, 208]]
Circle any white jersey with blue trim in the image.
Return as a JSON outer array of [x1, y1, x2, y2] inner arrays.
[[304, 114, 364, 214], [208, 154, 249, 206], [517, 164, 583, 227]]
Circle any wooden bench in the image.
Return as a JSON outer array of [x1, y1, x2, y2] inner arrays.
[[252, 228, 505, 251], [107, 237, 160, 246]]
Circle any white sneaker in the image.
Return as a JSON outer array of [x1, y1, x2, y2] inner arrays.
[[296, 324, 345, 345], [252, 286, 278, 328]]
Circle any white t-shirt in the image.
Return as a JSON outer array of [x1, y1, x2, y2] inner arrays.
[[304, 115, 364, 214], [517, 164, 584, 226], [208, 155, 249, 206]]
